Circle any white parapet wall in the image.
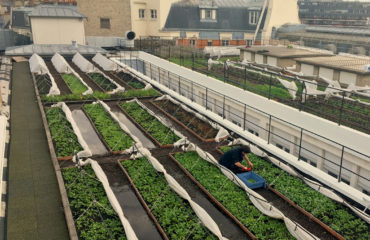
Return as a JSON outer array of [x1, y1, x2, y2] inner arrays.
[[112, 51, 370, 207]]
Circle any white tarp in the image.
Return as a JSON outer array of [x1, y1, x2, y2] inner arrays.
[[29, 53, 49, 74], [72, 52, 97, 73], [93, 53, 119, 72], [231, 138, 370, 224], [130, 147, 228, 240], [51, 53, 93, 95], [46, 72, 61, 96], [51, 102, 92, 158], [79, 159, 138, 240], [277, 77, 298, 100], [181, 143, 319, 240], [204, 46, 240, 59]]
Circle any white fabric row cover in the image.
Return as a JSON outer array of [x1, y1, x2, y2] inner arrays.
[[51, 102, 92, 158], [231, 138, 370, 224], [127, 147, 228, 240], [182, 143, 320, 240], [155, 95, 229, 142], [72, 52, 97, 73], [93, 53, 119, 72], [79, 158, 138, 240], [204, 46, 240, 58], [29, 53, 49, 74], [51, 53, 93, 95]]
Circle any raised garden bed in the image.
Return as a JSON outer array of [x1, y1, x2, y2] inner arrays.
[[116, 72, 146, 90], [62, 74, 88, 94], [88, 72, 116, 92], [41, 88, 160, 103], [120, 158, 218, 240], [62, 165, 127, 240], [151, 99, 219, 142], [83, 103, 133, 153], [119, 101, 180, 147], [45, 107, 83, 160], [35, 74, 52, 95], [219, 146, 370, 240], [171, 152, 294, 240]]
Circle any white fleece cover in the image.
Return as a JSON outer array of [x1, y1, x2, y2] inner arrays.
[[93, 53, 119, 72], [51, 102, 92, 158], [79, 158, 138, 240]]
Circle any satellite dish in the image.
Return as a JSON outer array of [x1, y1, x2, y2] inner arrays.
[[125, 31, 136, 40]]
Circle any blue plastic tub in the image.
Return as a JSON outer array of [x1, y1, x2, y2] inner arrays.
[[237, 171, 266, 189]]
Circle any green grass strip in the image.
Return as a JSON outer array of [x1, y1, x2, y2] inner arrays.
[[84, 103, 133, 151], [45, 107, 83, 157], [221, 146, 370, 240], [121, 158, 217, 240], [174, 152, 294, 239], [63, 166, 126, 240], [120, 101, 180, 145], [62, 74, 88, 94]]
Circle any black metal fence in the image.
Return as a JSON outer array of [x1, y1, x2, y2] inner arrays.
[[119, 53, 370, 194]]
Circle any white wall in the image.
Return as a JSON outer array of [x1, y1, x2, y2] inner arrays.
[[319, 67, 334, 80], [267, 56, 277, 66], [255, 54, 264, 64], [339, 71, 357, 85], [301, 63, 315, 76], [244, 51, 252, 61], [31, 17, 85, 45]]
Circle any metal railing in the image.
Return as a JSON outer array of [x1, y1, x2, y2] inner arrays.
[[119, 52, 370, 192]]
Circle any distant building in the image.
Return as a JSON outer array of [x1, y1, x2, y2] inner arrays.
[[77, 0, 178, 38], [29, 5, 86, 44], [163, 0, 300, 49], [298, 0, 370, 27]]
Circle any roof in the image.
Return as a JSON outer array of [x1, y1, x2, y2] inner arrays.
[[5, 44, 106, 56], [28, 5, 85, 18], [306, 26, 370, 37], [239, 46, 333, 58], [164, 0, 264, 32], [295, 55, 370, 75]]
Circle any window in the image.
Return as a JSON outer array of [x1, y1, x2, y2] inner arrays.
[[190, 39, 196, 46], [207, 40, 212, 46], [151, 9, 157, 19], [205, 9, 212, 19], [139, 9, 145, 19], [249, 11, 258, 25], [222, 40, 229, 46], [100, 18, 110, 29], [328, 171, 338, 179], [363, 189, 369, 196], [341, 178, 350, 185]]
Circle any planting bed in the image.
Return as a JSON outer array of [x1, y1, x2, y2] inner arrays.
[[62, 74, 88, 94], [120, 101, 180, 147], [120, 158, 218, 240], [219, 146, 370, 240], [172, 152, 294, 240], [35, 74, 52, 95], [68, 61, 104, 92], [84, 103, 134, 152], [62, 165, 127, 239], [45, 107, 83, 159], [151, 99, 218, 141], [116, 72, 146, 89], [88, 72, 116, 92], [45, 61, 73, 95]]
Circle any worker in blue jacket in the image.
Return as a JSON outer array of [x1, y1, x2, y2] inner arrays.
[[219, 146, 253, 173]]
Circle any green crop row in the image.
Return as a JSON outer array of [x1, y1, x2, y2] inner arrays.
[[173, 152, 294, 239], [88, 73, 116, 91], [62, 74, 88, 94], [121, 158, 217, 240], [63, 166, 126, 240], [45, 107, 83, 157], [128, 80, 145, 89], [120, 101, 180, 145], [221, 146, 370, 240], [84, 103, 133, 151], [41, 88, 160, 103]]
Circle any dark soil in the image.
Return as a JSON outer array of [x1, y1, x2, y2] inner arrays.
[[45, 61, 72, 95]]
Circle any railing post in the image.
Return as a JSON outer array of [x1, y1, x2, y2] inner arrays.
[[298, 128, 303, 161], [168, 71, 171, 89], [150, 63, 152, 79], [338, 91, 345, 126], [205, 88, 208, 110], [222, 96, 226, 119], [244, 66, 247, 90], [338, 146, 345, 182], [158, 67, 160, 83], [267, 115, 272, 144], [268, 73, 272, 100], [191, 82, 194, 102], [223, 61, 226, 83], [135, 58, 138, 71], [178, 76, 181, 94], [243, 104, 247, 131], [192, 52, 195, 70], [169, 45, 171, 59]]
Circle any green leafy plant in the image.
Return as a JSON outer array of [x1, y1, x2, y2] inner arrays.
[[88, 72, 116, 91], [84, 103, 133, 151], [62, 74, 88, 94], [45, 107, 83, 157], [120, 102, 180, 145], [63, 166, 126, 240], [174, 152, 294, 239], [121, 158, 217, 240], [221, 146, 370, 240], [128, 80, 146, 89]]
